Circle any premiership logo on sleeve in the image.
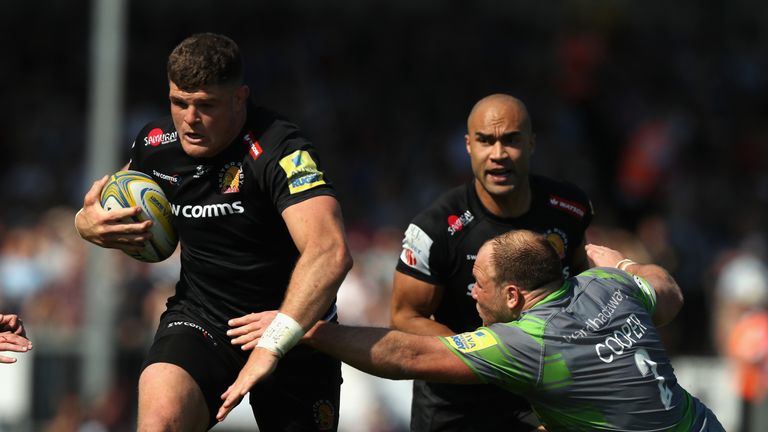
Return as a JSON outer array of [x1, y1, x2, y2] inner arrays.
[[446, 330, 497, 353], [279, 150, 326, 194], [400, 224, 433, 275]]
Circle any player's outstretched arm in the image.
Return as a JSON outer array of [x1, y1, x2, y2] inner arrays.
[[75, 175, 152, 252], [304, 322, 479, 383], [585, 244, 684, 326], [390, 272, 455, 336]]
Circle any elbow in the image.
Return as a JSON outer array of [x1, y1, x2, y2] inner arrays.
[[328, 241, 353, 279]]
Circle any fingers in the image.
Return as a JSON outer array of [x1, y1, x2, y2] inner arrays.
[[584, 244, 625, 267], [0, 332, 33, 353], [0, 354, 18, 364], [228, 312, 275, 349], [228, 312, 263, 328], [216, 387, 245, 422], [83, 175, 110, 208]]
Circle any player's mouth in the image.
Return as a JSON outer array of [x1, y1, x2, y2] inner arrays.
[[184, 132, 206, 144], [486, 168, 513, 183]]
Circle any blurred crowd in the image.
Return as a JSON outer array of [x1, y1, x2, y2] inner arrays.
[[2, 0, 768, 430]]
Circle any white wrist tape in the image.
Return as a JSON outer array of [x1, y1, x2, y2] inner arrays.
[[615, 258, 636, 272], [256, 312, 304, 358]]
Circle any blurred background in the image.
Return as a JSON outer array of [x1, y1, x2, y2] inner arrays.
[[1, 0, 768, 430]]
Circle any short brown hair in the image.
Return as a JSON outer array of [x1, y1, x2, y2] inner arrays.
[[167, 33, 243, 91], [488, 230, 563, 290]]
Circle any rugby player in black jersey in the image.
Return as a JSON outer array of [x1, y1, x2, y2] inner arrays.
[[390, 94, 593, 431], [75, 33, 352, 431]]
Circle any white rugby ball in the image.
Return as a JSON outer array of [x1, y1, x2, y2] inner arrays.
[[100, 170, 178, 263]]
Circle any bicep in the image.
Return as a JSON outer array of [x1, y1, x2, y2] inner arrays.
[[281, 195, 346, 253]]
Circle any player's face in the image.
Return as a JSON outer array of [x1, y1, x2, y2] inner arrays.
[[169, 81, 249, 158], [465, 103, 535, 199], [471, 245, 516, 325]]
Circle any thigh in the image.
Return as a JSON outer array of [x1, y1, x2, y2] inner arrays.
[[142, 319, 241, 429], [249, 344, 342, 432], [139, 363, 209, 432]]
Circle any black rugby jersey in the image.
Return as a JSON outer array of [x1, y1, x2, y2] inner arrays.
[[396, 175, 593, 332], [128, 105, 335, 337], [397, 176, 592, 431]]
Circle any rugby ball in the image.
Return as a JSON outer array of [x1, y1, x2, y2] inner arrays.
[[100, 170, 178, 263]]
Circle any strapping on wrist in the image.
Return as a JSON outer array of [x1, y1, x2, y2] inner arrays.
[[615, 258, 636, 272], [256, 312, 304, 358]]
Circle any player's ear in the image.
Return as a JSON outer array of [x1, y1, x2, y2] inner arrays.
[[235, 84, 250, 105], [504, 284, 520, 308], [465, 134, 471, 154], [529, 133, 536, 155]]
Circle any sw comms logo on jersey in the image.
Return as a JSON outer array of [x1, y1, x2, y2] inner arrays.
[[152, 169, 180, 186], [548, 195, 587, 219], [279, 150, 326, 194], [243, 131, 263, 161], [446, 330, 497, 353], [447, 210, 474, 235], [219, 162, 244, 194], [144, 128, 178, 147]]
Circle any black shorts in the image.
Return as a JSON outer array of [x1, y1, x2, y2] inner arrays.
[[143, 312, 342, 431], [410, 380, 539, 432]]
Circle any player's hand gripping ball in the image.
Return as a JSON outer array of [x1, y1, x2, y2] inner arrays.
[[100, 170, 178, 262]]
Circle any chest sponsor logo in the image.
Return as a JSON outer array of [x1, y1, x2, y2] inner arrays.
[[144, 128, 178, 147], [447, 210, 474, 235], [400, 224, 433, 276], [446, 330, 497, 353], [152, 169, 180, 186], [279, 150, 326, 194], [243, 131, 264, 161], [170, 201, 245, 218], [219, 162, 244, 194], [548, 195, 586, 219]]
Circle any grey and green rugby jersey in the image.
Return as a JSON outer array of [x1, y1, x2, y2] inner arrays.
[[440, 268, 723, 431]]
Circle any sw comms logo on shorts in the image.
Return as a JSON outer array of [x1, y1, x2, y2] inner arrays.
[[219, 162, 244, 194], [144, 128, 178, 147], [279, 150, 326, 194]]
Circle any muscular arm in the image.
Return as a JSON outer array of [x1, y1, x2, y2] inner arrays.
[[585, 244, 684, 326], [279, 195, 353, 329], [305, 322, 479, 383], [218, 195, 352, 421], [390, 271, 455, 336], [622, 263, 683, 327]]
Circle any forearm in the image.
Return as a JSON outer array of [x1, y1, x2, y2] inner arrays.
[[305, 322, 468, 382], [280, 244, 352, 330], [622, 262, 683, 326]]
